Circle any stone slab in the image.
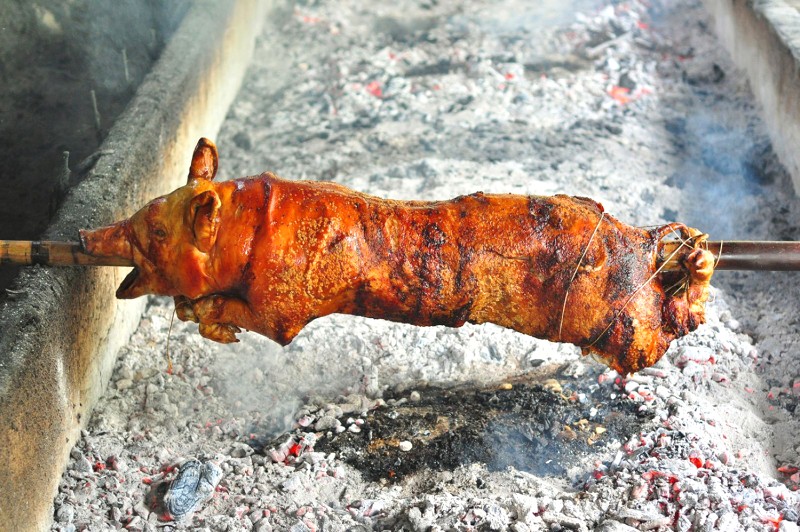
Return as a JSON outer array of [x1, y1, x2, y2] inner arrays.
[[702, 0, 800, 193]]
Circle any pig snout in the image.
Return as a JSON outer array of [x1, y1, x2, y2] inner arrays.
[[79, 221, 133, 261]]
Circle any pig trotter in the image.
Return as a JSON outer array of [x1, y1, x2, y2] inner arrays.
[[198, 322, 241, 343], [179, 294, 252, 343], [174, 296, 197, 323]]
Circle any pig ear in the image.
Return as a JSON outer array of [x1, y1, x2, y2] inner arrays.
[[187, 138, 219, 183], [188, 190, 221, 253]]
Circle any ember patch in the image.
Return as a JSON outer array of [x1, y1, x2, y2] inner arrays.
[[313, 376, 651, 481]]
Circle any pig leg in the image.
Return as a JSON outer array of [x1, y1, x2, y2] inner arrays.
[[199, 322, 241, 344], [174, 296, 197, 323], [178, 294, 258, 344]]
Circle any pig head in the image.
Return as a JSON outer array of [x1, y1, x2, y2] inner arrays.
[[80, 138, 253, 343]]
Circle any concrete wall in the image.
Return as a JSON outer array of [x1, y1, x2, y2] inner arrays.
[[702, 0, 800, 193], [0, 1, 268, 529]]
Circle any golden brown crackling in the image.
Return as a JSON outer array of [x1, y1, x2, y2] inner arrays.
[[82, 141, 714, 374], [237, 176, 712, 373]]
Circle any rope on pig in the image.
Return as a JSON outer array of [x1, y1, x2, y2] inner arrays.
[[663, 234, 720, 298], [165, 308, 176, 374], [558, 211, 605, 342], [705, 240, 723, 304], [586, 226, 694, 349]]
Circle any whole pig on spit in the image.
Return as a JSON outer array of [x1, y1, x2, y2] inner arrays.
[[72, 138, 717, 375]]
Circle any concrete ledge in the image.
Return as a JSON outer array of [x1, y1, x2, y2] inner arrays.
[[0, 0, 267, 529], [702, 0, 800, 193]]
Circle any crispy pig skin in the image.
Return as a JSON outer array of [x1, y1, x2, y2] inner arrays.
[[80, 139, 713, 374], [235, 176, 712, 373]]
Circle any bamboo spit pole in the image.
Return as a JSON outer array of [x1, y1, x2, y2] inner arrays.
[[0, 240, 133, 267], [1, 239, 800, 271]]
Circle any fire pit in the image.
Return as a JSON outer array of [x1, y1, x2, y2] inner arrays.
[[49, 0, 800, 530], [309, 370, 649, 482]]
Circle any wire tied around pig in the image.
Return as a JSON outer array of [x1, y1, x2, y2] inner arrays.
[[558, 211, 606, 342], [79, 138, 715, 375]]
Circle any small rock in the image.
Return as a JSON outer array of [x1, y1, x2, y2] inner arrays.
[[109, 505, 123, 522], [55, 503, 75, 523], [325, 405, 344, 418], [781, 520, 800, 532], [315, 415, 338, 431], [512, 494, 538, 524], [407, 506, 432, 531], [595, 520, 638, 532], [484, 502, 509, 530], [133, 501, 150, 519], [297, 415, 315, 427], [229, 442, 254, 458], [125, 516, 145, 531], [253, 519, 273, 532], [73, 455, 93, 474], [289, 520, 311, 532], [543, 379, 562, 394], [561, 360, 587, 378], [282, 473, 304, 492], [399, 440, 413, 452], [549, 499, 564, 514]]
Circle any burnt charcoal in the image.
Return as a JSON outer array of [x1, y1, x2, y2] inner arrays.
[[664, 118, 686, 144], [405, 59, 463, 77], [682, 62, 725, 86], [374, 15, 438, 44], [315, 378, 651, 482], [446, 95, 475, 113], [664, 173, 679, 188], [523, 56, 590, 74], [352, 112, 379, 129], [617, 71, 636, 91], [712, 63, 725, 83], [585, 30, 615, 49]]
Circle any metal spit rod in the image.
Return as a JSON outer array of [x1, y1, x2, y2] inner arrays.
[[660, 240, 800, 271]]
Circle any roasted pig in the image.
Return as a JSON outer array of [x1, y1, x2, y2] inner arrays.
[[80, 138, 714, 374]]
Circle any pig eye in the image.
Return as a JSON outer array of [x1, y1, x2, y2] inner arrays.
[[153, 227, 168, 241]]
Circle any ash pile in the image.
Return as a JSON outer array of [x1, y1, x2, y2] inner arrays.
[[53, 0, 800, 530]]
